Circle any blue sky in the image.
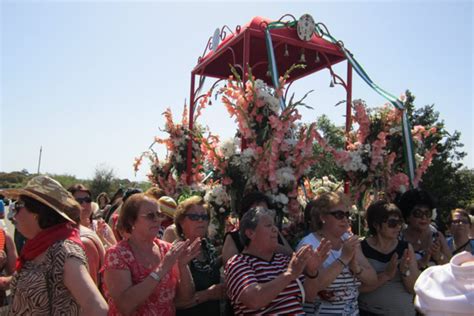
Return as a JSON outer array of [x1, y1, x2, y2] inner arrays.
[[1, 0, 472, 181]]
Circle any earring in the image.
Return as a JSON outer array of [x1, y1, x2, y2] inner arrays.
[[322, 220, 326, 224], [132, 225, 135, 230]]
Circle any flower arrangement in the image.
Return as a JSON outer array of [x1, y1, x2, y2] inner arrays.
[[134, 103, 207, 197], [314, 98, 438, 202], [203, 182, 234, 247], [201, 65, 319, 222]]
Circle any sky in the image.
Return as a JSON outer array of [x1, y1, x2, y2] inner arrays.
[[1, 0, 473, 182]]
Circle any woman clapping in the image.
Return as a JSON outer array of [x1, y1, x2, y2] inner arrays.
[[103, 193, 200, 315]]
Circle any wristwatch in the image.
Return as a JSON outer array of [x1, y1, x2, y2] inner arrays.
[[149, 271, 161, 282]]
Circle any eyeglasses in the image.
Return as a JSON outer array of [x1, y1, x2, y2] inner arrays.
[[385, 218, 404, 228], [11, 201, 25, 217], [412, 208, 432, 219], [328, 210, 353, 221], [184, 213, 210, 221], [449, 219, 470, 225], [75, 197, 92, 204], [140, 211, 166, 222]]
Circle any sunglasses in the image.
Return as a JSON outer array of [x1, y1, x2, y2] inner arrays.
[[385, 218, 403, 228], [328, 210, 353, 221], [449, 219, 470, 225], [412, 208, 432, 219], [140, 211, 166, 222], [11, 201, 26, 217], [185, 213, 210, 221], [75, 197, 92, 204]]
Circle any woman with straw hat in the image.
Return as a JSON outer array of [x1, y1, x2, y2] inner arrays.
[[1, 175, 108, 315]]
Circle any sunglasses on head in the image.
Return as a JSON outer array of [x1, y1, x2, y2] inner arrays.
[[185, 213, 210, 221], [328, 210, 353, 221], [140, 211, 165, 222], [412, 208, 432, 219], [75, 197, 92, 204], [385, 218, 403, 228], [449, 219, 470, 225]]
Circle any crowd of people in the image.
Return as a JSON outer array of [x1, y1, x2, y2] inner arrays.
[[0, 175, 473, 316]]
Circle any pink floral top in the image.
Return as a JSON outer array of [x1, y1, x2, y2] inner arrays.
[[103, 238, 180, 316]]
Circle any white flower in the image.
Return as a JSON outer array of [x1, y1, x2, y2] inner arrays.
[[275, 167, 296, 186], [219, 138, 236, 158], [219, 207, 226, 213]]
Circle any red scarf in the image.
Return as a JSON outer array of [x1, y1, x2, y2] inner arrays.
[[16, 222, 84, 271]]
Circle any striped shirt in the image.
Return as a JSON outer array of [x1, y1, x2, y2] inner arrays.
[[225, 252, 305, 315], [298, 233, 361, 315]]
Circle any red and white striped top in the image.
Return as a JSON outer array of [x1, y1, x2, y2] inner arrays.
[[225, 252, 305, 315]]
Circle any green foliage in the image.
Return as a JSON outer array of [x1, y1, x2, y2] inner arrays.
[[310, 115, 345, 180], [90, 165, 116, 199]]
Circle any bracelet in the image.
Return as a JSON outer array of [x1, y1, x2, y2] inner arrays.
[[149, 271, 161, 282], [304, 270, 319, 279], [336, 258, 347, 268]]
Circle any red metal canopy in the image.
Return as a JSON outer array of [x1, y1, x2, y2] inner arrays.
[[187, 15, 353, 188], [192, 16, 347, 86]]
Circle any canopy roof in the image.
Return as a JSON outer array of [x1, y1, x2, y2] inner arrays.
[[193, 16, 347, 86]]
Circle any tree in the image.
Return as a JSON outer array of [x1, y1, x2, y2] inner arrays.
[[90, 165, 116, 199], [403, 90, 471, 223]]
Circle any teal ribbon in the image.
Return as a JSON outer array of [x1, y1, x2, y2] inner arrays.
[[264, 27, 286, 110]]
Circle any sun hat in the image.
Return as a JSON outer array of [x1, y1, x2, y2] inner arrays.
[[0, 175, 78, 224], [158, 196, 177, 218]]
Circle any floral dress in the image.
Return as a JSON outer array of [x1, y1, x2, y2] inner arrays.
[[103, 238, 179, 316]]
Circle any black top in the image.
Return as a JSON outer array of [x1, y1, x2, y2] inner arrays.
[[361, 239, 409, 262], [176, 238, 221, 316]]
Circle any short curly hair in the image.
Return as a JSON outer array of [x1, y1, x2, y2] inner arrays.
[[396, 188, 436, 221]]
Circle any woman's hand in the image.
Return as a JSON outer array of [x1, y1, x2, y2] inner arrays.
[[340, 235, 359, 264], [96, 219, 117, 248], [158, 240, 192, 273], [286, 245, 312, 279], [382, 253, 398, 281], [305, 238, 331, 275], [178, 238, 202, 266], [429, 237, 444, 263]]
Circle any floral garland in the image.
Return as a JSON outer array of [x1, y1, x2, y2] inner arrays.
[[314, 98, 438, 202]]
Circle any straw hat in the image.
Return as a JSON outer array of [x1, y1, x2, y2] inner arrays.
[[0, 175, 78, 223], [158, 196, 177, 218]]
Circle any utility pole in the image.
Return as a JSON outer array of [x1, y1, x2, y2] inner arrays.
[[37, 146, 43, 174]]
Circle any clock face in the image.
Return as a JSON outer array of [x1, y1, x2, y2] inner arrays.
[[297, 14, 315, 41]]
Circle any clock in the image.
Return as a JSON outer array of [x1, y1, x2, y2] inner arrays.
[[297, 14, 315, 41]]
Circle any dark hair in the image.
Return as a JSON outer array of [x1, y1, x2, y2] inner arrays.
[[21, 195, 69, 229], [123, 188, 143, 203], [239, 192, 271, 219], [239, 206, 274, 247], [396, 188, 436, 221], [366, 200, 403, 235], [67, 184, 91, 197], [117, 193, 154, 234], [97, 192, 110, 206], [174, 196, 209, 238]]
